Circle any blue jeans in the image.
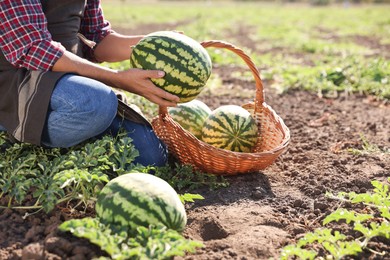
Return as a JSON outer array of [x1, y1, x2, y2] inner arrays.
[[1, 74, 167, 167]]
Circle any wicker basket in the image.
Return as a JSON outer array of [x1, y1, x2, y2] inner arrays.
[[151, 40, 290, 175]]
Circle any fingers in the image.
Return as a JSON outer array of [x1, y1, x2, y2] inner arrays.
[[155, 87, 180, 103], [122, 69, 180, 106], [140, 69, 165, 79], [141, 70, 180, 104], [150, 96, 178, 107], [145, 84, 179, 106]]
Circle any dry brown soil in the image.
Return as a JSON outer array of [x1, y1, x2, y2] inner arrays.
[[0, 24, 389, 260]]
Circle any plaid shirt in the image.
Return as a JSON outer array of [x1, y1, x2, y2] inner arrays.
[[0, 0, 112, 71]]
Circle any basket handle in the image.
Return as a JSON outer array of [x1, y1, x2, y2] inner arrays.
[[158, 40, 265, 116]]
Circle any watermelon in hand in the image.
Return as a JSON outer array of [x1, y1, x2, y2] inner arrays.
[[168, 99, 212, 139], [130, 31, 212, 103], [201, 105, 259, 153], [95, 173, 187, 232]]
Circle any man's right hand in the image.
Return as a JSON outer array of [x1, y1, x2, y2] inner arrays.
[[114, 69, 179, 107]]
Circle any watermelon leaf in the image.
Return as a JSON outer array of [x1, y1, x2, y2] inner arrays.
[[59, 217, 203, 259], [179, 193, 205, 204]]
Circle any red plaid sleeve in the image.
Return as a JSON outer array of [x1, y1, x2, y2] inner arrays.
[[0, 0, 65, 71], [81, 0, 114, 61]]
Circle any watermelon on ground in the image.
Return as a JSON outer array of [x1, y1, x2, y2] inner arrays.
[[95, 173, 187, 231], [130, 31, 212, 103], [168, 99, 212, 139], [201, 105, 259, 152]]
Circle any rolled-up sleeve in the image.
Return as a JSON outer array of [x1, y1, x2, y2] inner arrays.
[[0, 0, 65, 71], [81, 0, 114, 61]]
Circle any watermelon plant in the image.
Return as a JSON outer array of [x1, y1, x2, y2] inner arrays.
[[130, 31, 212, 102], [0, 130, 227, 258], [95, 172, 187, 232], [58, 169, 214, 259], [281, 178, 390, 260], [59, 218, 203, 260], [201, 105, 258, 152], [0, 133, 137, 214], [168, 99, 212, 139]]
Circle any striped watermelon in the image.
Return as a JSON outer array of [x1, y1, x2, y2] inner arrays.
[[95, 173, 187, 231], [168, 99, 212, 139], [201, 105, 259, 152], [130, 31, 212, 103]]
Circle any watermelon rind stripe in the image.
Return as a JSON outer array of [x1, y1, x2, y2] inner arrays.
[[201, 107, 258, 152], [169, 100, 212, 138], [129, 31, 212, 102], [153, 36, 211, 80], [96, 181, 185, 231], [132, 45, 209, 88], [97, 183, 165, 227], [130, 36, 211, 101]]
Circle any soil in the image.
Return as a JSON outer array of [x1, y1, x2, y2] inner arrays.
[[1, 24, 389, 260]]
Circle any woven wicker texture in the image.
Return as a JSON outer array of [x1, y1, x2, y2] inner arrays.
[[151, 40, 290, 175]]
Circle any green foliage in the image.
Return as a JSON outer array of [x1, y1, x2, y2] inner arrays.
[[280, 244, 317, 260], [179, 193, 205, 204], [281, 178, 390, 259], [0, 131, 226, 213], [102, 2, 390, 101], [282, 228, 363, 260], [268, 57, 390, 99], [59, 217, 203, 260], [0, 133, 138, 213], [322, 209, 373, 225], [0, 131, 220, 259]]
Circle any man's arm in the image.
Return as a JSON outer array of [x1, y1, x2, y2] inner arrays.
[[80, 0, 140, 63], [52, 50, 179, 107], [93, 32, 144, 62], [77, 0, 178, 106]]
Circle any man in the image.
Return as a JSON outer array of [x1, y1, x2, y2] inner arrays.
[[0, 0, 179, 166]]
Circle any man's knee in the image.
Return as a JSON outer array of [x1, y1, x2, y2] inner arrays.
[[59, 74, 118, 133], [88, 88, 118, 134], [42, 75, 119, 147]]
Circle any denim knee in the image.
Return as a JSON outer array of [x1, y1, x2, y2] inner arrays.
[[87, 87, 118, 135], [42, 74, 118, 148]]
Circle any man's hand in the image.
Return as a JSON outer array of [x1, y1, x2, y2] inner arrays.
[[115, 69, 179, 107]]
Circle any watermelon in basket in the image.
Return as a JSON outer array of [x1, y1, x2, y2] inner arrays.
[[151, 40, 290, 175], [201, 105, 259, 153]]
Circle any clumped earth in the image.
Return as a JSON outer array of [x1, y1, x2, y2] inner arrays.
[[1, 25, 389, 260]]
